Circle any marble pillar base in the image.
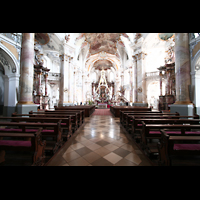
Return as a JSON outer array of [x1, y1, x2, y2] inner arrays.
[[194, 106, 200, 116], [169, 104, 194, 116], [16, 104, 38, 114], [132, 102, 148, 107]]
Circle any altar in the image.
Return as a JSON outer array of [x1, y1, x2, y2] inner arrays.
[[98, 103, 107, 109]]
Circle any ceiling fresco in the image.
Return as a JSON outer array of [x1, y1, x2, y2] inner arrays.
[[93, 59, 113, 71], [86, 33, 120, 55], [76, 33, 129, 56]]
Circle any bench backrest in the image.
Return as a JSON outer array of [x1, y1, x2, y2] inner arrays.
[[0, 121, 61, 133], [0, 128, 46, 165], [0, 116, 71, 129], [110, 106, 152, 117], [44, 110, 85, 120], [141, 122, 200, 147], [0, 128, 43, 151], [142, 122, 200, 137], [120, 111, 163, 122], [158, 129, 200, 165]]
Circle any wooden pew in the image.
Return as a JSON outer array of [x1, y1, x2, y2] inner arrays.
[[1, 116, 72, 142], [158, 129, 200, 166], [0, 128, 46, 166], [110, 106, 151, 117], [12, 112, 77, 133], [45, 110, 85, 124], [28, 111, 79, 131], [141, 122, 200, 156], [122, 112, 179, 128], [54, 105, 95, 117], [128, 114, 199, 135], [44, 110, 83, 127], [29, 110, 84, 126], [120, 110, 162, 125], [0, 121, 62, 155]]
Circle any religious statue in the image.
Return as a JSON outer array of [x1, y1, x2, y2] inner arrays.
[[65, 34, 70, 43], [118, 86, 126, 96], [165, 46, 175, 64]]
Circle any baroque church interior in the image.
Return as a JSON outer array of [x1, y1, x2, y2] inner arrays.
[[1, 33, 200, 166]]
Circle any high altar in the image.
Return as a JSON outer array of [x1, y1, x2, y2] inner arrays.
[[92, 68, 114, 104]]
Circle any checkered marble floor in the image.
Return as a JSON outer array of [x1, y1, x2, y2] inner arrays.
[[48, 115, 152, 166]]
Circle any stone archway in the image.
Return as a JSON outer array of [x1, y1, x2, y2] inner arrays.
[[0, 64, 4, 115], [0, 44, 20, 116], [191, 50, 200, 115]]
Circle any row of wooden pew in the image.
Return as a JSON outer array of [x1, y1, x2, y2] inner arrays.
[[119, 109, 200, 166], [0, 108, 86, 166], [110, 106, 152, 117], [54, 105, 95, 117]]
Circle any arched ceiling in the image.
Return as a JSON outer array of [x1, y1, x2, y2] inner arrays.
[[93, 59, 113, 71], [85, 51, 121, 73], [76, 33, 131, 58]]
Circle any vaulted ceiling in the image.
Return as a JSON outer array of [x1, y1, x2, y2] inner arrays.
[[76, 33, 130, 57], [93, 59, 113, 71]]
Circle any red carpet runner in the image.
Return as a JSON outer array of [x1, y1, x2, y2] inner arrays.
[[92, 109, 112, 116]]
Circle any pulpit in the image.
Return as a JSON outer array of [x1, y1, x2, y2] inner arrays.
[[158, 63, 176, 111]]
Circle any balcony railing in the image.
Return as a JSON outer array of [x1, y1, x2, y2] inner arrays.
[[145, 71, 159, 78]]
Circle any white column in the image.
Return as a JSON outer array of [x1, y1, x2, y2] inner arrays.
[[129, 67, 133, 103], [18, 33, 35, 104], [82, 74, 86, 103], [3, 74, 20, 107], [73, 70, 76, 103], [68, 57, 73, 103], [132, 55, 138, 103], [59, 54, 68, 106]]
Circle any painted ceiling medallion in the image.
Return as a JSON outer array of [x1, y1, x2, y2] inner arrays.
[[158, 33, 174, 41], [35, 33, 50, 45]]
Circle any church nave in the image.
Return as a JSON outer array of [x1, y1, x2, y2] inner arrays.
[[47, 110, 152, 166]]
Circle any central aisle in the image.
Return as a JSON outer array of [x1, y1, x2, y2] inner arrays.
[[47, 114, 152, 166]]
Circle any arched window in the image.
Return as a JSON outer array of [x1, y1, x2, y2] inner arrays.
[[124, 69, 130, 85], [110, 71, 114, 82], [91, 72, 96, 82], [194, 33, 200, 38]]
